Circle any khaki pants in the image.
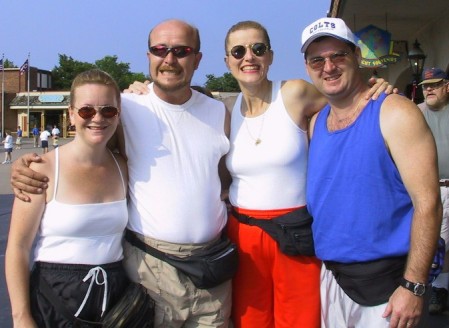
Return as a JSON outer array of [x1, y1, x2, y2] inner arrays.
[[123, 232, 232, 328]]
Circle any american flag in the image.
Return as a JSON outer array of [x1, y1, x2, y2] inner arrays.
[[20, 59, 28, 75]]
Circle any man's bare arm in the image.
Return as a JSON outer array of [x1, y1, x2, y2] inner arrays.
[[381, 94, 442, 327]]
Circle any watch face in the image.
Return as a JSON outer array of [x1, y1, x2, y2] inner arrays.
[[414, 284, 426, 296]]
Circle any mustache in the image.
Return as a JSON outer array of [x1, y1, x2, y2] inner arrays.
[[160, 65, 180, 73]]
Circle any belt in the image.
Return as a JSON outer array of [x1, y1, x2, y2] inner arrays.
[[440, 180, 449, 187]]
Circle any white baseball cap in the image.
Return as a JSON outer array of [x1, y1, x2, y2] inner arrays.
[[301, 17, 356, 53]]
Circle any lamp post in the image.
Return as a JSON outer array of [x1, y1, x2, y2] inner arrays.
[[407, 39, 426, 103]]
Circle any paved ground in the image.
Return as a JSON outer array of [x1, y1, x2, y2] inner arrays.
[[0, 138, 449, 327]]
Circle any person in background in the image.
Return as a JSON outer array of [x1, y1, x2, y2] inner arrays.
[[2, 130, 13, 164], [5, 69, 129, 327], [39, 129, 51, 154], [10, 19, 233, 328], [418, 67, 449, 315], [51, 125, 60, 138], [303, 17, 441, 328], [15, 126, 22, 149], [32, 125, 40, 148], [52, 135, 59, 149]]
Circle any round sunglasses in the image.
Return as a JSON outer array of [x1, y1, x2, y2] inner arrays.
[[228, 43, 270, 60], [74, 106, 120, 120], [149, 45, 196, 58]]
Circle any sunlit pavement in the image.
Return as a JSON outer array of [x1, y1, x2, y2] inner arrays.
[[0, 138, 448, 327]]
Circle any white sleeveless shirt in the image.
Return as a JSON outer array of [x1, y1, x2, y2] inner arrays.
[[226, 81, 308, 210], [33, 148, 128, 264]]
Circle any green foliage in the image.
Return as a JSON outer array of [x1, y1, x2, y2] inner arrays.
[[205, 72, 240, 92], [51, 54, 95, 90], [51, 54, 149, 91], [2, 58, 16, 68]]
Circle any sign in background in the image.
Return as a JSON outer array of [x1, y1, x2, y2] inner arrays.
[[355, 25, 400, 68]]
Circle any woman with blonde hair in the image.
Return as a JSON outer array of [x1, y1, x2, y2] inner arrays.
[[6, 69, 129, 327]]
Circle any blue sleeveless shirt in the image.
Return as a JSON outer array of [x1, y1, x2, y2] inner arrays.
[[307, 93, 413, 263]]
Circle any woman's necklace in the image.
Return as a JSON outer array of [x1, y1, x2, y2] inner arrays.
[[245, 113, 266, 145], [328, 92, 366, 132], [244, 84, 272, 146]]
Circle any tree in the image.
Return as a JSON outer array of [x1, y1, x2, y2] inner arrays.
[[51, 54, 148, 91], [205, 73, 240, 92], [95, 56, 146, 90], [2, 58, 17, 68], [51, 54, 95, 90]]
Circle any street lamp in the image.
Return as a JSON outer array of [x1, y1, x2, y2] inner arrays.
[[407, 39, 426, 103], [408, 39, 426, 81]]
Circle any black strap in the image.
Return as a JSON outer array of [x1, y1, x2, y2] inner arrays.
[[125, 229, 177, 262], [231, 208, 276, 229], [231, 207, 308, 226]]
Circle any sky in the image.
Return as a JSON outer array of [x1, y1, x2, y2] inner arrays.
[[1, 1, 330, 87]]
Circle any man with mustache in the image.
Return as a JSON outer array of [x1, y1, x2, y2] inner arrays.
[[418, 67, 449, 316]]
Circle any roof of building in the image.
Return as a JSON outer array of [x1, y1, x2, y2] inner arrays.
[[9, 92, 70, 108]]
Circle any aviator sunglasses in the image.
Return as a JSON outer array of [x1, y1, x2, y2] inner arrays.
[[307, 51, 349, 70], [149, 45, 196, 58], [228, 43, 270, 59], [74, 106, 120, 120]]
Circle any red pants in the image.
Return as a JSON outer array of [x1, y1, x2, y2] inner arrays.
[[228, 207, 321, 328]]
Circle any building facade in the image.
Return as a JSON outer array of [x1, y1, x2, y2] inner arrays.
[[1, 66, 70, 138]]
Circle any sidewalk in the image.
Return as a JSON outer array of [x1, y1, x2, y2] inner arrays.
[[0, 138, 72, 195]]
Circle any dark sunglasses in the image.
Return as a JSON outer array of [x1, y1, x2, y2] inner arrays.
[[228, 43, 269, 59], [307, 51, 349, 70], [74, 106, 120, 120], [149, 45, 195, 58]]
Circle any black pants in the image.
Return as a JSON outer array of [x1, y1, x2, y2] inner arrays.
[[30, 261, 129, 328]]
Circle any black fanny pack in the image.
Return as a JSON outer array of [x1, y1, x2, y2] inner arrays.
[[125, 230, 239, 289], [231, 207, 315, 256], [324, 256, 407, 306]]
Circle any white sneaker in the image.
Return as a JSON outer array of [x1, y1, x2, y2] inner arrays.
[[1, 161, 7, 164]]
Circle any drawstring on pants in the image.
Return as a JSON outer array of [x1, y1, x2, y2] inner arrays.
[[74, 266, 108, 318]]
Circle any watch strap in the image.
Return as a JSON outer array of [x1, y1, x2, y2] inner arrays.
[[400, 277, 426, 296]]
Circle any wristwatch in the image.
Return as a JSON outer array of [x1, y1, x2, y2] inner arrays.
[[400, 278, 426, 296]]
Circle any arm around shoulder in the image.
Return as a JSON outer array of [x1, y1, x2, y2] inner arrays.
[[282, 79, 328, 120], [10, 153, 48, 202]]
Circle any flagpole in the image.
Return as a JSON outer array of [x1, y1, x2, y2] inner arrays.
[[1, 53, 4, 138], [26, 53, 30, 137]]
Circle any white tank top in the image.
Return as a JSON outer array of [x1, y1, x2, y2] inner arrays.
[[121, 85, 229, 243], [226, 81, 308, 210], [33, 148, 128, 264]]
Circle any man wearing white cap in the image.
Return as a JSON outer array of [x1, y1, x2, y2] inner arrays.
[[303, 17, 442, 327], [418, 67, 449, 315]]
